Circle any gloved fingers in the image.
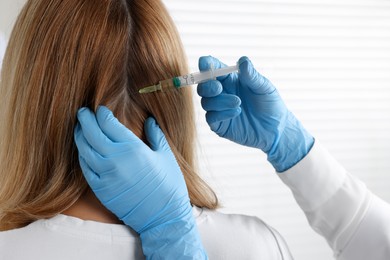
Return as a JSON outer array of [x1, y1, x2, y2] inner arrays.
[[77, 107, 118, 155], [199, 56, 240, 94], [197, 80, 223, 98], [198, 56, 230, 81], [238, 56, 276, 95], [74, 124, 113, 173], [144, 117, 170, 152], [77, 107, 143, 156], [96, 106, 142, 144], [205, 108, 241, 126], [201, 94, 241, 112], [78, 155, 100, 186]]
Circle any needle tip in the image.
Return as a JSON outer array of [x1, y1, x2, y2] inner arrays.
[[139, 85, 158, 94]]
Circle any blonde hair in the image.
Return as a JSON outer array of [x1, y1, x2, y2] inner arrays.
[[0, 0, 218, 231]]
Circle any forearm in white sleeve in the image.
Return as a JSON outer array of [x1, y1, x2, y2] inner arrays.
[[278, 141, 390, 260]]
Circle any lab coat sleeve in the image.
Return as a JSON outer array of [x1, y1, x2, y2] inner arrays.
[[278, 141, 390, 260]]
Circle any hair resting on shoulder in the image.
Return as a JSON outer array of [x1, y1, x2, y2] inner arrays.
[[0, 0, 218, 231]]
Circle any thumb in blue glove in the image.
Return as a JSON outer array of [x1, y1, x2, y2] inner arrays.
[[74, 106, 207, 259], [197, 56, 314, 172]]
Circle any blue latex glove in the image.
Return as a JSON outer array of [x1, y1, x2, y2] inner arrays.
[[74, 106, 207, 259], [197, 56, 314, 172]]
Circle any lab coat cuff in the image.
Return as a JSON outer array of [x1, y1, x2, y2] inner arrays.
[[278, 141, 373, 253], [277, 141, 347, 212]]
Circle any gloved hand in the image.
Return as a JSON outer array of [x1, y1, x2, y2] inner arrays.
[[74, 106, 207, 259], [197, 56, 314, 172]]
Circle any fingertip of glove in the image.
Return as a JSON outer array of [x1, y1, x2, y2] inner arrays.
[[237, 56, 267, 93], [199, 56, 213, 71], [77, 107, 97, 127], [238, 56, 250, 65], [96, 106, 120, 131], [234, 96, 242, 107], [197, 80, 222, 97], [97, 105, 111, 115], [77, 107, 89, 118], [97, 106, 114, 120], [238, 56, 253, 75], [145, 117, 157, 129], [78, 107, 88, 113], [145, 117, 163, 138]]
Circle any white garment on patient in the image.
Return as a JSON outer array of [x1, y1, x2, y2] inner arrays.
[[3, 142, 387, 259], [0, 206, 292, 260]]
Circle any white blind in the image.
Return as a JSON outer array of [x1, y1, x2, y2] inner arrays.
[[164, 0, 390, 259], [0, 32, 5, 69]]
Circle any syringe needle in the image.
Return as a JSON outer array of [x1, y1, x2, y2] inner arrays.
[[138, 84, 161, 94]]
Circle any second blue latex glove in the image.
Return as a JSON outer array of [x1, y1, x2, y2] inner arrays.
[[197, 56, 314, 172], [74, 106, 207, 259]]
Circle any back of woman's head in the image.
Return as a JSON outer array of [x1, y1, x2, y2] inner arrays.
[[0, 0, 217, 231]]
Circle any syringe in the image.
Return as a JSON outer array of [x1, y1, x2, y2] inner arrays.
[[139, 64, 239, 94]]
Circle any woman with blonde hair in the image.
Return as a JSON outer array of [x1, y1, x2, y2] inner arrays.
[[0, 0, 292, 259]]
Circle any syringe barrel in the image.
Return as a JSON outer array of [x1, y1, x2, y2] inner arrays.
[[159, 78, 176, 91], [212, 65, 239, 78], [174, 71, 212, 87], [173, 64, 239, 88]]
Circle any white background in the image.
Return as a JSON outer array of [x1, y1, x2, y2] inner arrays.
[[0, 32, 5, 68], [1, 1, 390, 259], [164, 0, 390, 259]]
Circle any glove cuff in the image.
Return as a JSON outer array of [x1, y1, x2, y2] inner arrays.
[[267, 112, 314, 172]]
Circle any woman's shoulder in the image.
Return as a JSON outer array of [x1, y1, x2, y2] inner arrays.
[[0, 219, 41, 241], [195, 206, 273, 231], [194, 207, 293, 260], [0, 215, 143, 259], [0, 214, 138, 240], [0, 219, 50, 258]]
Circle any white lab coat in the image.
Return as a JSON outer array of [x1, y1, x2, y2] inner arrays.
[[279, 141, 390, 259]]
